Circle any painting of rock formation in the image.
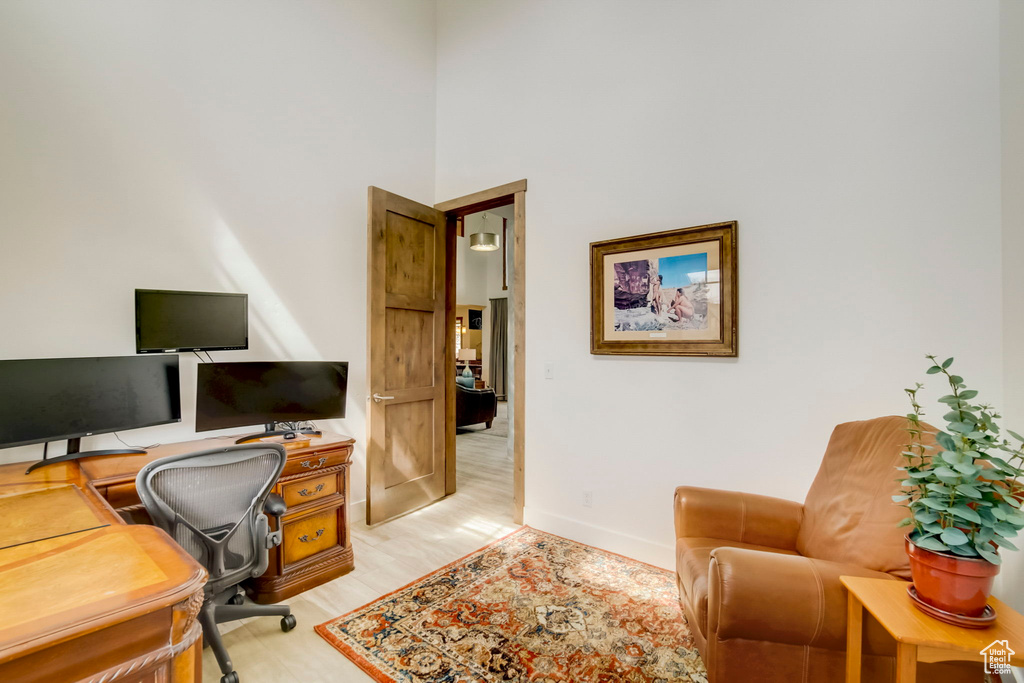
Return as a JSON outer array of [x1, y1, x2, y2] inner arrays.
[[613, 253, 711, 332]]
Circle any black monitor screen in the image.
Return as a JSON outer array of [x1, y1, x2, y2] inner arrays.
[[0, 355, 181, 449], [195, 361, 348, 432], [136, 289, 248, 353]]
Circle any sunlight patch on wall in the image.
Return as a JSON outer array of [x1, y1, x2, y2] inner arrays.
[[208, 218, 321, 361]]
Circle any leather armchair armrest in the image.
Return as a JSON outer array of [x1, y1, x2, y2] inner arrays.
[[707, 547, 899, 652], [674, 486, 803, 550]]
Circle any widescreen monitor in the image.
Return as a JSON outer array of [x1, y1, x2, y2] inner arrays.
[[195, 361, 348, 432], [0, 355, 181, 449]]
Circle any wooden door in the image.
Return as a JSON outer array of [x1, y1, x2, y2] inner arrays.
[[366, 187, 448, 524]]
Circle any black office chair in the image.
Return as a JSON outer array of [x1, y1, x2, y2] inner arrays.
[[136, 444, 296, 683]]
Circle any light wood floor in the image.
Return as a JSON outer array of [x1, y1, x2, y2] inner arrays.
[[203, 409, 516, 682]]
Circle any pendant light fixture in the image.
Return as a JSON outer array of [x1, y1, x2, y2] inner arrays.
[[469, 212, 500, 251]]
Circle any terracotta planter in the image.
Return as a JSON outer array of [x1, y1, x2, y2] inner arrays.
[[905, 536, 999, 617]]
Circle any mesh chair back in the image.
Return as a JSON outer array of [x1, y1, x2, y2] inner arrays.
[[136, 444, 286, 593]]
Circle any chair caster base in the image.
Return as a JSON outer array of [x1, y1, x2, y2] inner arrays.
[[220, 672, 239, 683], [281, 614, 297, 632]]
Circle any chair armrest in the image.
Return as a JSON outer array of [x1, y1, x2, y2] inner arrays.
[[261, 493, 287, 551], [707, 547, 898, 651], [674, 486, 803, 550], [264, 493, 287, 518]]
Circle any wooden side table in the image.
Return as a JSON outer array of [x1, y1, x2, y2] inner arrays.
[[841, 575, 1024, 682]]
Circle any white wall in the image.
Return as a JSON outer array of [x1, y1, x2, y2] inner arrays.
[[0, 0, 438, 512], [999, 0, 1024, 613], [436, 0, 1004, 568]]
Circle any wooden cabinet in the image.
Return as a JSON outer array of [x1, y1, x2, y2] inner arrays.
[[248, 438, 354, 603], [80, 432, 357, 605]]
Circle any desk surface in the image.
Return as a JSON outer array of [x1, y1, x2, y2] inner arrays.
[[842, 575, 1024, 665], [0, 460, 206, 667], [0, 484, 108, 549], [79, 430, 356, 485], [0, 431, 354, 672]]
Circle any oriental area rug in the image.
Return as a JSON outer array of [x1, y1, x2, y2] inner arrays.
[[315, 527, 708, 682]]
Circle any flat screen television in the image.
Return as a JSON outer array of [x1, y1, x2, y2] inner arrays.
[[0, 355, 181, 471], [136, 289, 248, 354], [195, 361, 348, 441]]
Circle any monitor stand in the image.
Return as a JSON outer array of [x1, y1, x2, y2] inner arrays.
[[235, 422, 323, 445], [24, 437, 145, 475]]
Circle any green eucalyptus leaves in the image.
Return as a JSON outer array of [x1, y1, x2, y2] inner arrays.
[[896, 355, 1024, 565]]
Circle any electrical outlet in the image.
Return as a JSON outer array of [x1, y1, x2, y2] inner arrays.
[[583, 490, 593, 508]]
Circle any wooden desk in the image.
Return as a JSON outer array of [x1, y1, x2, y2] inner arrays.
[[0, 461, 206, 683], [842, 575, 1024, 682], [79, 431, 356, 604]]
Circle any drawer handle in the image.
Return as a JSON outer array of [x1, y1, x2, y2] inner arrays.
[[300, 457, 328, 470], [298, 528, 325, 543], [298, 484, 325, 497]]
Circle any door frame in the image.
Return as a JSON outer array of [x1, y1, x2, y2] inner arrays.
[[435, 179, 526, 524]]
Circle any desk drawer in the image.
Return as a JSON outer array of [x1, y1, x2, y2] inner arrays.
[[283, 508, 339, 566], [281, 472, 338, 508], [281, 446, 351, 478], [105, 481, 142, 510]]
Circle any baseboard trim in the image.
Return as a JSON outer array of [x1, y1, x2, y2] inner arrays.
[[349, 498, 366, 526], [523, 507, 674, 570], [348, 499, 675, 571]]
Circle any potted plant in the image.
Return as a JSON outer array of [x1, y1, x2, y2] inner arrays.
[[896, 355, 1024, 619]]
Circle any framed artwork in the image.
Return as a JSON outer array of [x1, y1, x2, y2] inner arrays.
[[590, 221, 737, 356]]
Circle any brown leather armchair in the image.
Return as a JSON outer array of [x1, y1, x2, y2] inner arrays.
[[675, 416, 982, 682]]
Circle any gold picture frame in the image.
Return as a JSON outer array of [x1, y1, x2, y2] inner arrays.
[[590, 221, 737, 356]]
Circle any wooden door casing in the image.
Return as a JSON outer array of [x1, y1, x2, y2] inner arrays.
[[367, 187, 448, 525], [434, 179, 527, 523]]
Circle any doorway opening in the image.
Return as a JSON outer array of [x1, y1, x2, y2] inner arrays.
[[436, 180, 526, 524]]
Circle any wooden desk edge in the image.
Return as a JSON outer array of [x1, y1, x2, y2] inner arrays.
[[79, 431, 356, 486], [0, 463, 207, 665], [0, 526, 207, 665]]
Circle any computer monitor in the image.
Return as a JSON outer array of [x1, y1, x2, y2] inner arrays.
[[0, 355, 181, 472], [136, 289, 248, 354], [195, 361, 348, 442]]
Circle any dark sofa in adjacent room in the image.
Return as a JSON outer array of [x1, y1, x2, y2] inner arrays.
[[455, 383, 496, 429]]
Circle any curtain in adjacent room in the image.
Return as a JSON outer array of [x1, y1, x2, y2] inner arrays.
[[489, 298, 508, 401]]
